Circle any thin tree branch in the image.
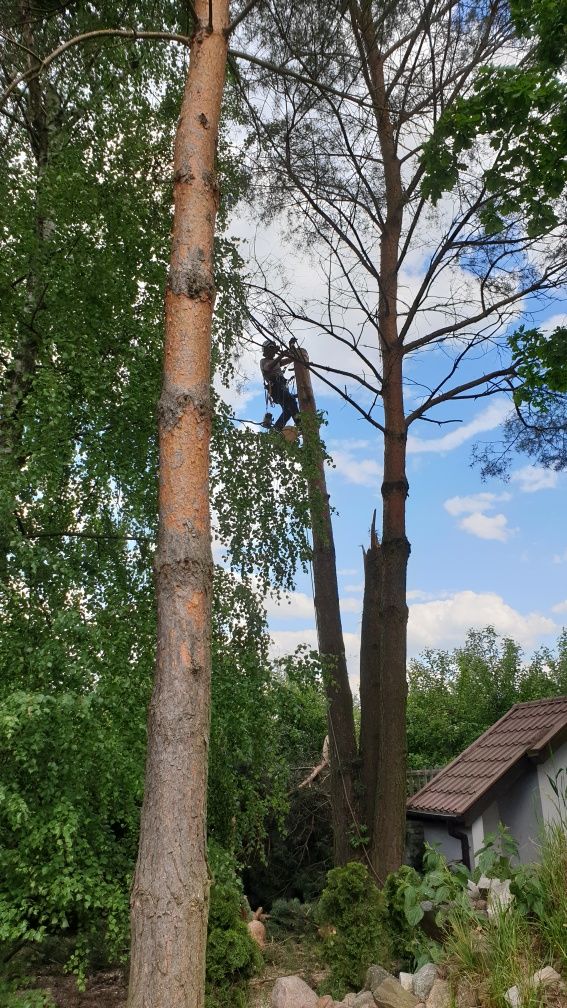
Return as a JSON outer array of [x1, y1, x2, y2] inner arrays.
[[227, 0, 262, 34], [1, 29, 192, 109]]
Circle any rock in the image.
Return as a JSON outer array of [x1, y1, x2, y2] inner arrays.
[[352, 994, 376, 1008], [426, 979, 450, 1008], [532, 966, 565, 990], [399, 973, 414, 993], [365, 966, 393, 992], [466, 880, 480, 899], [316, 998, 336, 1008], [476, 875, 491, 893], [487, 879, 513, 918], [271, 975, 318, 1008], [413, 964, 438, 1002], [340, 997, 357, 1008], [504, 986, 520, 1008], [248, 918, 267, 948], [372, 977, 419, 1008]]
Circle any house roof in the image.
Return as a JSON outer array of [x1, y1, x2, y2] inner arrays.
[[407, 696, 567, 820]]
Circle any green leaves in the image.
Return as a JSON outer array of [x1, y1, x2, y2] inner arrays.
[[317, 862, 394, 999], [407, 627, 567, 769], [510, 324, 567, 409], [420, 12, 567, 236]]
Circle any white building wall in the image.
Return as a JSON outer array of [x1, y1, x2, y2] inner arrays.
[[498, 765, 542, 863], [422, 821, 463, 864], [470, 801, 499, 866], [537, 740, 567, 825]]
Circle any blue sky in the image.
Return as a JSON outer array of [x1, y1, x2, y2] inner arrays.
[[224, 218, 567, 688]]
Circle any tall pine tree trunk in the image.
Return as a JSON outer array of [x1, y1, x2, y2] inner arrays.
[[349, 0, 409, 881], [128, 4, 229, 1006], [359, 513, 381, 835], [293, 350, 360, 864], [371, 352, 410, 879]]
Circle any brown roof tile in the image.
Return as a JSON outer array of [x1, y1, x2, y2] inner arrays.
[[407, 696, 567, 818]]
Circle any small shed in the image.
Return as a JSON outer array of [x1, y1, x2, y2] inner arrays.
[[407, 696, 567, 868]]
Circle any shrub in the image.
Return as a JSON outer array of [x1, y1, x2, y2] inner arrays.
[[205, 844, 262, 1008], [316, 861, 393, 1000], [269, 898, 315, 938], [382, 846, 468, 968], [443, 898, 540, 1008]]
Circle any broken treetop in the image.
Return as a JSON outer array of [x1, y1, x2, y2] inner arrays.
[[407, 696, 567, 821]]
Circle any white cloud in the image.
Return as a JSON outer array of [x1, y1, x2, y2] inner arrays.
[[542, 313, 567, 336], [444, 492, 511, 516], [459, 511, 514, 542], [444, 491, 514, 542], [340, 597, 362, 614], [269, 628, 362, 689], [265, 589, 360, 621], [407, 588, 450, 602], [264, 590, 314, 621], [553, 549, 567, 565], [329, 448, 382, 487], [510, 465, 558, 493], [552, 600, 567, 615], [269, 628, 319, 653], [268, 591, 558, 684], [407, 401, 509, 455], [408, 591, 557, 654]]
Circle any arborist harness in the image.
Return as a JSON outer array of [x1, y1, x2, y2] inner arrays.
[[261, 338, 298, 410]]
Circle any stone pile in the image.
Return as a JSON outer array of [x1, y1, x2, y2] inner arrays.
[[271, 964, 439, 1008], [271, 959, 566, 1008]]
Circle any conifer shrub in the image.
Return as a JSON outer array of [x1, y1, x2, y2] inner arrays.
[[269, 898, 315, 937], [316, 861, 393, 999], [205, 843, 262, 1008]]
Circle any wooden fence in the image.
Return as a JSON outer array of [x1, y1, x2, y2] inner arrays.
[[407, 766, 442, 796]]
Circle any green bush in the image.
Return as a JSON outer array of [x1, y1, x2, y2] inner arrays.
[[383, 846, 468, 968], [0, 969, 55, 1008], [316, 862, 393, 1000], [269, 898, 315, 938], [382, 865, 423, 962], [205, 844, 262, 1008]]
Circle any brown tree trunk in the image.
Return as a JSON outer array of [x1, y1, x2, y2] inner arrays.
[[349, 1, 409, 881], [293, 350, 360, 865], [370, 347, 410, 881], [127, 4, 229, 1007], [359, 512, 381, 834]]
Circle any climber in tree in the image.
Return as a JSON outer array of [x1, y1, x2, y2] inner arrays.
[[260, 339, 300, 430]]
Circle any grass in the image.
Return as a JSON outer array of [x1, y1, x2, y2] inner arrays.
[[443, 824, 567, 1008], [247, 931, 328, 1008], [535, 824, 567, 970]]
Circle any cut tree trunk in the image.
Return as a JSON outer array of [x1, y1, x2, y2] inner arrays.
[[293, 349, 360, 865], [349, 0, 409, 882], [359, 512, 381, 834], [370, 352, 410, 881], [127, 4, 229, 1007]]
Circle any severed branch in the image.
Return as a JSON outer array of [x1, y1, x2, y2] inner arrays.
[[296, 736, 330, 790]]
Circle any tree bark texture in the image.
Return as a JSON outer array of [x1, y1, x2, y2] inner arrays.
[[351, 0, 410, 880], [358, 512, 381, 835], [128, 4, 229, 1007], [293, 350, 361, 865]]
